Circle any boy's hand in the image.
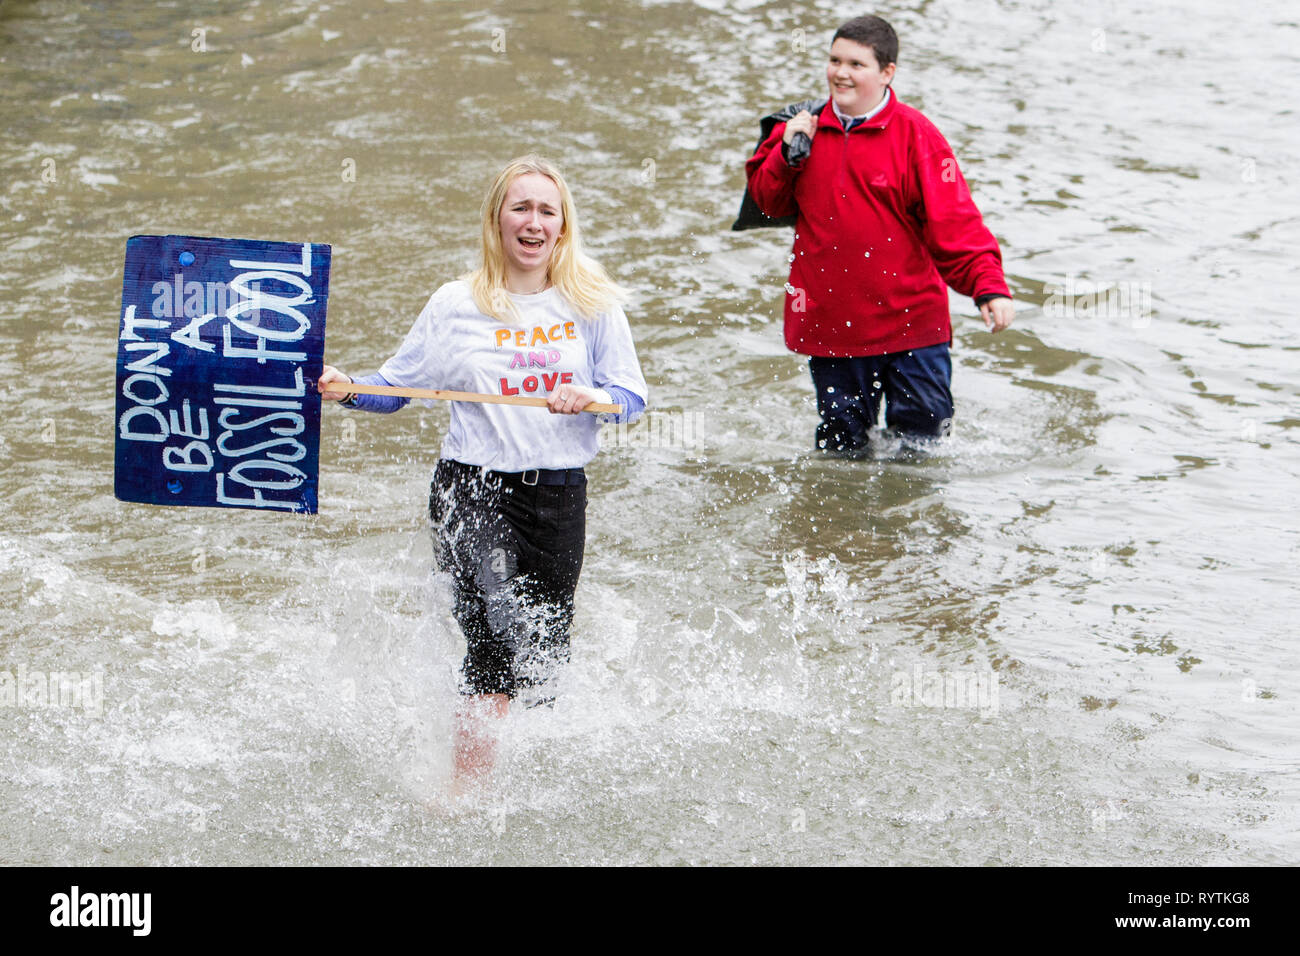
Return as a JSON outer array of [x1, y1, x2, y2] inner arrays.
[[783, 111, 817, 145], [980, 297, 1015, 333]]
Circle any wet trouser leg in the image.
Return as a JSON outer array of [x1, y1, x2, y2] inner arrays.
[[882, 342, 954, 438], [809, 355, 883, 454], [809, 343, 953, 452], [429, 460, 586, 700]]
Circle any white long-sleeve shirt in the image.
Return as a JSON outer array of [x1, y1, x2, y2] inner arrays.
[[369, 280, 648, 472]]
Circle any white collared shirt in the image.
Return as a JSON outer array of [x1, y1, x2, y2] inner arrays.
[[832, 87, 892, 130]]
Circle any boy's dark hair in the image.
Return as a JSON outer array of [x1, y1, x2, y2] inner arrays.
[[832, 15, 898, 69]]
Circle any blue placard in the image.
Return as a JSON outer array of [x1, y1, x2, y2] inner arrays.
[[114, 235, 330, 514]]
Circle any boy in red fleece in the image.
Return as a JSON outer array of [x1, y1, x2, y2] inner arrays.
[[745, 14, 1014, 454]]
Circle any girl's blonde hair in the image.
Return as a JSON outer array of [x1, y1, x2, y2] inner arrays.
[[463, 155, 623, 322]]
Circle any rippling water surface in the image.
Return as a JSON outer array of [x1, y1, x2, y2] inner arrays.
[[1, 0, 1296, 864]]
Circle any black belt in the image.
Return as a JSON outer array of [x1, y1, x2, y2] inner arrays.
[[494, 466, 585, 487], [446, 459, 585, 487]]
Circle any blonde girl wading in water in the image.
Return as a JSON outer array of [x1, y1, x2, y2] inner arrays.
[[318, 156, 648, 793]]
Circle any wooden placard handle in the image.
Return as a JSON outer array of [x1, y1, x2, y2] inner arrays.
[[334, 382, 623, 415]]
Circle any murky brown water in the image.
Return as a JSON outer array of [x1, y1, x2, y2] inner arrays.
[[1, 0, 1296, 864]]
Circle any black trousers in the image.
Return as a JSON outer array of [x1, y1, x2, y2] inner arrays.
[[428, 459, 586, 699]]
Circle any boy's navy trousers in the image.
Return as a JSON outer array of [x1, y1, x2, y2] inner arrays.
[[809, 342, 954, 452]]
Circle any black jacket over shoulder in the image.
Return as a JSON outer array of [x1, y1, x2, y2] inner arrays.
[[730, 98, 827, 231]]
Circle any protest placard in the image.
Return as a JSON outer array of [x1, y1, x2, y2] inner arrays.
[[114, 235, 330, 513]]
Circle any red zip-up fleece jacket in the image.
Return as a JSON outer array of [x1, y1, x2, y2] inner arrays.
[[745, 94, 1010, 357]]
